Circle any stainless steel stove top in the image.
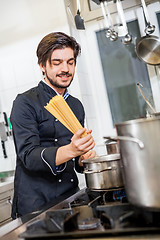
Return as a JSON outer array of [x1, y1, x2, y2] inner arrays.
[[20, 188, 160, 239], [1, 187, 160, 240]]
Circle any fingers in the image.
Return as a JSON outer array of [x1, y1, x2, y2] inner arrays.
[[79, 150, 97, 166], [86, 129, 92, 134], [71, 128, 95, 156], [81, 138, 95, 152], [81, 150, 97, 160], [74, 128, 92, 138], [86, 150, 97, 159], [75, 128, 87, 137]]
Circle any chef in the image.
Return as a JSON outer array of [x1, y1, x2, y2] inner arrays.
[[10, 32, 96, 219]]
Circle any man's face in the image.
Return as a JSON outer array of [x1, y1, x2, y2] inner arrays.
[[41, 47, 75, 94]]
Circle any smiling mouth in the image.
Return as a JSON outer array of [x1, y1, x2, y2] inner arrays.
[[57, 73, 72, 78]]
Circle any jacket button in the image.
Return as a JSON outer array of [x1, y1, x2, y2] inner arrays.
[[55, 119, 58, 121], [55, 139, 58, 142], [58, 179, 62, 182], [71, 179, 74, 182]]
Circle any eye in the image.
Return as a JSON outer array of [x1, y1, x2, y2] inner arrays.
[[52, 61, 61, 66], [68, 60, 74, 65]]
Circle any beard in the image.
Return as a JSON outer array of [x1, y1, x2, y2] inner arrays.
[[46, 71, 73, 89]]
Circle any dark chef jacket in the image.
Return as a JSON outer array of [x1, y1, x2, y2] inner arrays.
[[10, 81, 85, 219]]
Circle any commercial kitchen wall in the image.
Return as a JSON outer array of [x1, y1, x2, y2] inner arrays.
[[0, 0, 110, 188]]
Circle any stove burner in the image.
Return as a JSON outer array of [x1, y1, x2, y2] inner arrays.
[[78, 217, 101, 230], [20, 188, 160, 239], [103, 189, 127, 204]]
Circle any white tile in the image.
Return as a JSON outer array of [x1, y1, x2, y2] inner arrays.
[[17, 81, 38, 94], [85, 117, 99, 138], [0, 62, 16, 90], [0, 88, 18, 113], [77, 72, 92, 95], [13, 58, 38, 87], [82, 95, 97, 118]]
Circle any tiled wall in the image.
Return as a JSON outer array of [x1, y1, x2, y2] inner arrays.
[[0, 37, 41, 172]]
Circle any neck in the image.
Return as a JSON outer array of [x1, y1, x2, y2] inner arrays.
[[56, 88, 66, 96], [44, 78, 66, 96]]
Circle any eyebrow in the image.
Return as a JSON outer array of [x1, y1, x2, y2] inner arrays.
[[51, 57, 75, 62]]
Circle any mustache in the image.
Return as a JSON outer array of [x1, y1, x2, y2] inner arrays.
[[57, 72, 72, 77]]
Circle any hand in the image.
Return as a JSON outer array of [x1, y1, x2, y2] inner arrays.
[[79, 150, 97, 166], [56, 128, 95, 166], [70, 128, 95, 158]]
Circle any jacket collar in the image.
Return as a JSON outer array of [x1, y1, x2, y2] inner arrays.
[[39, 80, 69, 99]]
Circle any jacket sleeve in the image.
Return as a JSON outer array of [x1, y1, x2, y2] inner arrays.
[[74, 156, 84, 173], [10, 94, 61, 175]]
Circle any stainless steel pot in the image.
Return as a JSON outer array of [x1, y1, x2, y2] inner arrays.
[[104, 138, 119, 154], [135, 0, 160, 65], [107, 117, 160, 210], [82, 154, 124, 190], [136, 35, 160, 65]]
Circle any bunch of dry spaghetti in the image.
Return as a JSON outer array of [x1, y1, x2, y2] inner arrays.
[[44, 95, 87, 137]]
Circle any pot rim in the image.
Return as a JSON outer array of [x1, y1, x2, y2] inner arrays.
[[115, 116, 160, 127], [82, 153, 120, 163]]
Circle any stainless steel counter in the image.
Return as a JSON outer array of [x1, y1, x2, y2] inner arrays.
[[0, 187, 79, 240], [0, 181, 14, 226], [0, 180, 14, 194]]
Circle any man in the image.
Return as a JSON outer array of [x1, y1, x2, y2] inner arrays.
[[10, 32, 96, 219]]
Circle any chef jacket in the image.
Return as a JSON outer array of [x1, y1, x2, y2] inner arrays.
[[10, 81, 85, 219]]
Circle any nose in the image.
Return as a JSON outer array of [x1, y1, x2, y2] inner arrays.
[[61, 61, 69, 72]]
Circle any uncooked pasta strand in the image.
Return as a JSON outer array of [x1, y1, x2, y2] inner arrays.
[[53, 96, 83, 131], [44, 96, 87, 137], [45, 103, 73, 133]]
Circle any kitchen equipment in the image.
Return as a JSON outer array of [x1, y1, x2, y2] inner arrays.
[[106, 116, 160, 210], [82, 154, 124, 190], [100, 1, 118, 41], [136, 0, 160, 65], [0, 122, 7, 158], [0, 122, 7, 142], [136, 82, 160, 118], [104, 1, 118, 41], [136, 35, 160, 65], [74, 0, 85, 30], [116, 0, 132, 44], [137, 82, 156, 113], [151, 112, 160, 117], [141, 0, 155, 35], [1, 140, 7, 158], [18, 188, 160, 240], [3, 112, 11, 136], [104, 138, 119, 154], [100, 1, 111, 37]]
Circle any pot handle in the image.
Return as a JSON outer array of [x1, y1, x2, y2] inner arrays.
[[84, 166, 117, 174], [103, 136, 144, 149]]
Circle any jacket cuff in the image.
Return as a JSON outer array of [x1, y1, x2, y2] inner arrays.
[[41, 147, 67, 175], [74, 156, 84, 173]]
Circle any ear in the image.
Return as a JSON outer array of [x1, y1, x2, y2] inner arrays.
[[39, 63, 45, 73]]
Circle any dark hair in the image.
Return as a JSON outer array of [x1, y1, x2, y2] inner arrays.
[[36, 32, 81, 66]]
